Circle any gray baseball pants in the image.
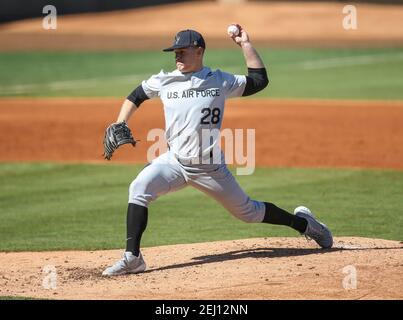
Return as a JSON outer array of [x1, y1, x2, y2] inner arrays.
[[128, 151, 265, 223]]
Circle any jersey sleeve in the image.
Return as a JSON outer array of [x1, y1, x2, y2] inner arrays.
[[141, 71, 163, 98], [220, 71, 247, 99]]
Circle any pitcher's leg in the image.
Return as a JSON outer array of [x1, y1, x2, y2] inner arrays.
[[126, 153, 186, 254], [129, 156, 186, 207], [103, 154, 186, 276], [187, 165, 332, 248], [263, 202, 307, 232], [126, 203, 148, 256], [187, 164, 265, 223], [188, 165, 306, 231]]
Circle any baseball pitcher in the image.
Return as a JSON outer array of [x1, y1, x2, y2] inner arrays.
[[102, 25, 333, 276]]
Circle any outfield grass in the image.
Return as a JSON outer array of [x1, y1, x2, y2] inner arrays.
[[0, 48, 402, 99], [0, 163, 401, 252]]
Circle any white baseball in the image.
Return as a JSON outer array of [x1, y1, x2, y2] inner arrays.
[[227, 25, 240, 36]]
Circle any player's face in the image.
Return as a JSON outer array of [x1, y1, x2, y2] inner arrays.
[[174, 47, 203, 73]]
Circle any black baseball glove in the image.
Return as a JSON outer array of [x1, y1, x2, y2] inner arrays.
[[103, 121, 136, 160]]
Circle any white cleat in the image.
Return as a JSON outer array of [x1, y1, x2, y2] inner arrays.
[[102, 251, 146, 276], [294, 206, 333, 249]]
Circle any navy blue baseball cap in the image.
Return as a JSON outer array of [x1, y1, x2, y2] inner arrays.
[[163, 29, 206, 52]]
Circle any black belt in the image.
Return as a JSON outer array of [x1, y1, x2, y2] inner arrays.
[[168, 145, 214, 165]]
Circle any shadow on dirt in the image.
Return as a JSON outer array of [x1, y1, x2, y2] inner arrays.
[[144, 245, 402, 274], [64, 245, 402, 278]]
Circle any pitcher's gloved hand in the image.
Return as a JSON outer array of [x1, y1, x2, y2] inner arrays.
[[103, 121, 136, 160]]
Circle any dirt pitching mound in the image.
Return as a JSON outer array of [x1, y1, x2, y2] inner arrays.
[[0, 237, 402, 300]]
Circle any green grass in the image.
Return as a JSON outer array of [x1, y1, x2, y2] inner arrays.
[[0, 163, 402, 252], [0, 48, 402, 99]]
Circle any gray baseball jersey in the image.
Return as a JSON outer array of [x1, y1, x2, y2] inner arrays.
[[142, 67, 245, 162], [129, 67, 265, 223]]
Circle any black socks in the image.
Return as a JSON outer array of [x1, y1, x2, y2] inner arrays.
[[262, 202, 308, 233], [126, 203, 148, 256], [125, 202, 306, 257]]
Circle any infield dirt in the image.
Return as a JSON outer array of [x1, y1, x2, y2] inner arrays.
[[1, 98, 403, 169], [0, 237, 402, 300]]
